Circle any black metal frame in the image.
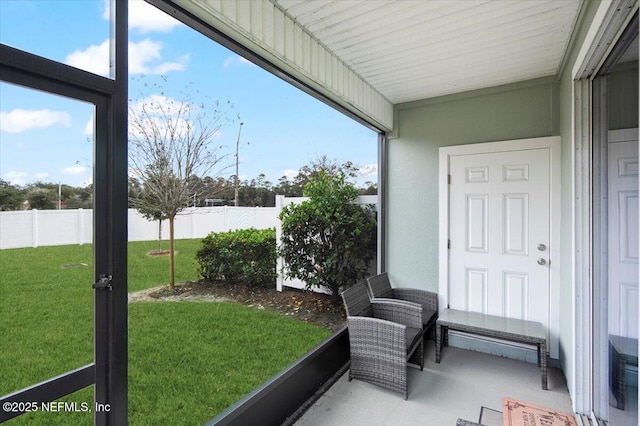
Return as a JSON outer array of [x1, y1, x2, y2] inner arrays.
[[2, 0, 390, 423], [0, 1, 128, 424], [377, 133, 387, 273], [207, 328, 349, 426]]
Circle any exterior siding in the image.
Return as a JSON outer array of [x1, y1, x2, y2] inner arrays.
[[180, 0, 393, 131]]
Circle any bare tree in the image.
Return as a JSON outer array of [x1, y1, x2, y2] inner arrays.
[[129, 80, 237, 289]]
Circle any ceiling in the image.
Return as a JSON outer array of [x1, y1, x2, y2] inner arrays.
[[273, 0, 585, 104]]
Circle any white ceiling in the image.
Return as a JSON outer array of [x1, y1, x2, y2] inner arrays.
[[273, 0, 584, 104]]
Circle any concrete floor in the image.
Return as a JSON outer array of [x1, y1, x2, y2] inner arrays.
[[295, 341, 574, 426]]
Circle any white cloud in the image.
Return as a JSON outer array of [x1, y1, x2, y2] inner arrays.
[[83, 117, 94, 136], [282, 169, 299, 180], [223, 55, 255, 68], [61, 166, 88, 175], [103, 0, 183, 34], [127, 39, 161, 72], [0, 109, 71, 133], [65, 40, 110, 76], [4, 171, 29, 186], [129, 94, 226, 147], [65, 39, 188, 77], [128, 94, 208, 142], [359, 164, 378, 177], [34, 173, 50, 180]]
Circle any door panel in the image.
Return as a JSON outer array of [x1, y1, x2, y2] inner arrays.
[[608, 137, 639, 338], [449, 148, 550, 333]]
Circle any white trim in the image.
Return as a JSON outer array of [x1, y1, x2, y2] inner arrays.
[[572, 0, 639, 80], [438, 136, 562, 359], [572, 0, 614, 79], [609, 127, 639, 143], [573, 78, 593, 415], [570, 0, 638, 416]]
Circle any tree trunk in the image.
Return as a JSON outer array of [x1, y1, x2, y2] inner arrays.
[[169, 215, 176, 290]]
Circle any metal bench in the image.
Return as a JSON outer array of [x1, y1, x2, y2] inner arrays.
[[436, 308, 548, 390]]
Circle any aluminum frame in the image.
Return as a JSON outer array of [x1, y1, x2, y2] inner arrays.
[[0, 1, 128, 424]]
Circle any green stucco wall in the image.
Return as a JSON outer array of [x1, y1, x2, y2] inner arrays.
[[387, 78, 559, 292], [386, 1, 632, 411]]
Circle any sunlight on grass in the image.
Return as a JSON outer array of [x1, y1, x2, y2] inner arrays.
[[1, 240, 330, 425]]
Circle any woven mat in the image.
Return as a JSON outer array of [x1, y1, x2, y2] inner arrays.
[[502, 397, 576, 426]]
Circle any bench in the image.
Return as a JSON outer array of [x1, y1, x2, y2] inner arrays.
[[436, 308, 548, 390], [609, 334, 638, 410]]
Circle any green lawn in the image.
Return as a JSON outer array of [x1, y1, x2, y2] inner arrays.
[[0, 241, 331, 425]]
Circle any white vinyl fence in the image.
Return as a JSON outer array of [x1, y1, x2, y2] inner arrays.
[[1, 197, 377, 294], [0, 207, 277, 249]]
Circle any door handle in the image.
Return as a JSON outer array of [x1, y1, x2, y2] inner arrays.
[[537, 258, 547, 265], [537, 244, 547, 251]]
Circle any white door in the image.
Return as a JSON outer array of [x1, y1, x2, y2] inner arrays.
[[448, 148, 551, 334], [608, 129, 639, 338]]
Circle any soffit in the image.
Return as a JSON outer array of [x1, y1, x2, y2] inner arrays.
[[273, 0, 584, 104]]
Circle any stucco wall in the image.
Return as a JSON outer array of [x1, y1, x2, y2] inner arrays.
[[387, 78, 559, 292]]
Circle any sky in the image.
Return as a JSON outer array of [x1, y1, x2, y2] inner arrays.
[[0, 0, 378, 188]]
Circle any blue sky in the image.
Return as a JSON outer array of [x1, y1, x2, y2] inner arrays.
[[0, 0, 378, 188]]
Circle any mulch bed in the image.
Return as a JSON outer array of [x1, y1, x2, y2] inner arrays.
[[148, 281, 347, 332]]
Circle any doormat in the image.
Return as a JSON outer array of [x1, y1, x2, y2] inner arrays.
[[502, 398, 576, 426]]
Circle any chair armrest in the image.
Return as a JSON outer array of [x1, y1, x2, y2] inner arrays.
[[347, 316, 406, 357], [393, 288, 438, 312], [371, 297, 421, 308], [371, 298, 422, 329]]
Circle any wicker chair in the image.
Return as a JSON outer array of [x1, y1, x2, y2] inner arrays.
[[367, 272, 439, 342], [341, 282, 424, 399]]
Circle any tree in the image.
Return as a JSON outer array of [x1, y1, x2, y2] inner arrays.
[[26, 186, 57, 210], [129, 80, 237, 289], [132, 191, 168, 251], [278, 172, 377, 303], [0, 180, 24, 211], [292, 155, 360, 192]]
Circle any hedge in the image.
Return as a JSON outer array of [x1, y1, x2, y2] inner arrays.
[[196, 228, 276, 287]]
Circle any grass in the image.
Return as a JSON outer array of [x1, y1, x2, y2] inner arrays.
[[0, 240, 331, 425]]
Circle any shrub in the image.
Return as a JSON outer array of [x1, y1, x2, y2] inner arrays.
[[197, 228, 276, 287], [278, 172, 377, 303]]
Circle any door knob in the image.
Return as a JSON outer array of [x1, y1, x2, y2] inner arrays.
[[537, 258, 547, 265], [537, 244, 547, 251]]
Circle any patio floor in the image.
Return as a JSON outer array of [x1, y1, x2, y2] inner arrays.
[[295, 340, 574, 426]]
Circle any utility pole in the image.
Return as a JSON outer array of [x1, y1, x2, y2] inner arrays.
[[234, 122, 244, 207]]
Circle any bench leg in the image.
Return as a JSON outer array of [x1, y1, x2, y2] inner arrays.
[[540, 342, 547, 390], [436, 324, 442, 363]]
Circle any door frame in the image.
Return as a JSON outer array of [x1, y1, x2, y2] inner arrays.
[[572, 1, 638, 417], [438, 136, 561, 358]]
